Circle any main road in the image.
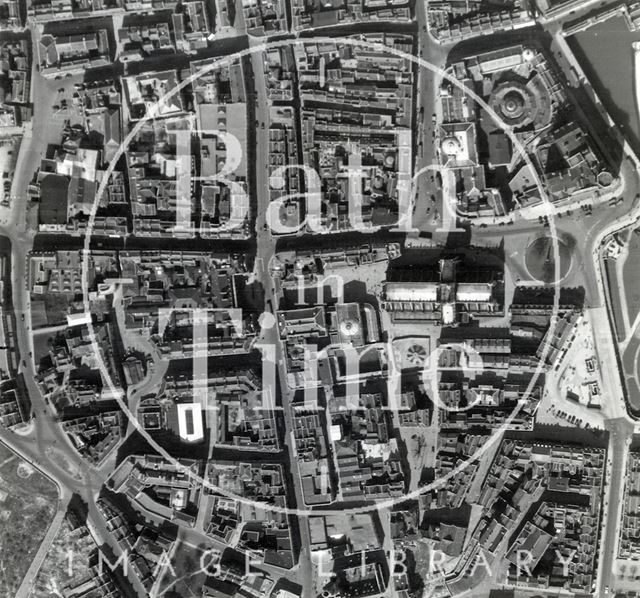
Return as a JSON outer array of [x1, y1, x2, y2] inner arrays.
[[249, 34, 315, 598], [0, 53, 140, 595], [598, 417, 635, 596], [464, 10, 640, 598]]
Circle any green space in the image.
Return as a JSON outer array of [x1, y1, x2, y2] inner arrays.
[[0, 443, 59, 596], [623, 230, 640, 328], [157, 540, 210, 598]]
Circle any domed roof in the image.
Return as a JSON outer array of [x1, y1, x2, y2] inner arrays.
[[441, 136, 462, 156], [502, 90, 525, 117], [340, 319, 360, 337]]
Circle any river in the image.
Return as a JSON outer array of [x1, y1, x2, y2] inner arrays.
[[569, 15, 640, 156]]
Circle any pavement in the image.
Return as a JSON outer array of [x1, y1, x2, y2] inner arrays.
[[413, 5, 449, 236], [3, 6, 640, 598], [0, 32, 312, 597], [0, 55, 126, 597], [598, 418, 635, 597], [249, 36, 314, 596], [451, 11, 640, 598]]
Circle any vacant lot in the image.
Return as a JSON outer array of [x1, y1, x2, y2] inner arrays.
[[157, 539, 210, 598], [30, 513, 98, 598], [0, 443, 59, 596]]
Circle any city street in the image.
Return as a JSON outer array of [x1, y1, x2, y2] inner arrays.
[[249, 36, 314, 597], [3, 3, 640, 598], [597, 418, 635, 596]]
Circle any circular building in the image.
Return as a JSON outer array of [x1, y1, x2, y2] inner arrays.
[[441, 136, 463, 157], [597, 170, 614, 188], [524, 235, 573, 284], [502, 90, 526, 120], [340, 318, 360, 338], [490, 81, 534, 128], [384, 153, 396, 169], [489, 75, 553, 131]]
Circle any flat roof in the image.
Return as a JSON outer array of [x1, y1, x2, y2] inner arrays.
[[456, 283, 492, 302], [197, 102, 247, 179], [385, 282, 438, 302], [176, 403, 204, 442]]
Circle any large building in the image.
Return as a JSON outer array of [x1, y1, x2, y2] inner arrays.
[[381, 258, 502, 324], [38, 30, 111, 76], [175, 402, 204, 442]]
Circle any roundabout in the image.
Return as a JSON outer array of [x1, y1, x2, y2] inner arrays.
[[525, 234, 573, 284]]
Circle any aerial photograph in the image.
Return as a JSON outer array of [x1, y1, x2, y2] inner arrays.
[[2, 0, 640, 597]]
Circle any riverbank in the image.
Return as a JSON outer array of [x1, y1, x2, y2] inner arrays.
[[570, 16, 640, 156]]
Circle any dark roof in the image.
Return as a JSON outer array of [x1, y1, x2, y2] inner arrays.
[[203, 578, 239, 598], [487, 130, 512, 166], [39, 173, 69, 224]]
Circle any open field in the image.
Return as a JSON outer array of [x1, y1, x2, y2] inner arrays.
[[157, 539, 209, 598], [29, 503, 102, 598], [0, 443, 59, 596], [623, 229, 640, 328]]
